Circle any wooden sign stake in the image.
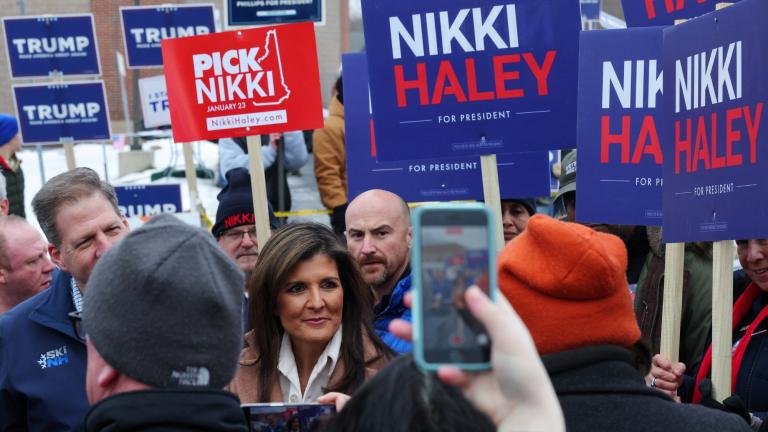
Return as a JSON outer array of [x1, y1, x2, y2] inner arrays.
[[247, 135, 273, 251], [712, 240, 734, 401], [660, 242, 685, 362], [480, 154, 504, 252], [181, 141, 199, 213], [64, 142, 76, 170]]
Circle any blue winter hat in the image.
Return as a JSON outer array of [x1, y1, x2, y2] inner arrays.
[[0, 115, 18, 146]]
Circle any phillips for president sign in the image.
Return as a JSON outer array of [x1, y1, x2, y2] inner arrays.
[[161, 22, 323, 143]]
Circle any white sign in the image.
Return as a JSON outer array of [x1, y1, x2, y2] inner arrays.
[[138, 74, 170, 128]]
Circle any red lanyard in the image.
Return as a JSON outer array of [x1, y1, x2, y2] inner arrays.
[[693, 282, 768, 403]]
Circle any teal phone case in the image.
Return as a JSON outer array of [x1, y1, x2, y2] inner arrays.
[[411, 203, 497, 372]]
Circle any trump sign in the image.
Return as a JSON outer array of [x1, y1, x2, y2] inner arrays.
[[161, 22, 323, 142]]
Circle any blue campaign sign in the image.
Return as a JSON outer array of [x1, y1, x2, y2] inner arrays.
[[662, 0, 768, 242], [227, 0, 324, 26], [120, 5, 215, 69], [2, 14, 101, 78], [361, 0, 581, 161], [343, 53, 550, 202], [581, 0, 601, 20], [115, 184, 183, 218], [12, 81, 112, 145], [621, 0, 741, 28], [577, 28, 664, 226]]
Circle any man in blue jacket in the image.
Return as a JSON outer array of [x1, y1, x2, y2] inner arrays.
[[345, 189, 412, 354], [0, 168, 129, 431]]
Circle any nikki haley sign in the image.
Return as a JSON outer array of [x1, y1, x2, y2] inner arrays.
[[361, 0, 581, 161]]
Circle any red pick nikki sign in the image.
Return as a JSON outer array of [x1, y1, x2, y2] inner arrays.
[[161, 22, 323, 143]]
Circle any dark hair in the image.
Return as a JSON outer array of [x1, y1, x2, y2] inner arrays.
[[247, 222, 394, 401], [31, 167, 119, 247], [312, 355, 496, 432], [334, 76, 343, 104]]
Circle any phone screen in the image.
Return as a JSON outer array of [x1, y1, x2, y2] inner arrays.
[[419, 210, 491, 364], [243, 404, 336, 432]]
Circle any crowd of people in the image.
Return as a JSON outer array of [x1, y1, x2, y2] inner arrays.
[[0, 91, 764, 430]]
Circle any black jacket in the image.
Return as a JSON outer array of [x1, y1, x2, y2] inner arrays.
[[1, 155, 24, 217], [85, 388, 248, 432], [544, 345, 751, 432]]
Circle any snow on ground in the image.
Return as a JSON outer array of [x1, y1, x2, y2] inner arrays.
[[19, 139, 328, 233]]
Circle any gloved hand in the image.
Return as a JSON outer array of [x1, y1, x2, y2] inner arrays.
[[698, 379, 752, 425]]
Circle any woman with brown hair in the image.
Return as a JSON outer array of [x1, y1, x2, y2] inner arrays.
[[229, 223, 394, 403]]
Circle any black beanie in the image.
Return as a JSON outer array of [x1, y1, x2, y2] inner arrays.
[[212, 168, 279, 237]]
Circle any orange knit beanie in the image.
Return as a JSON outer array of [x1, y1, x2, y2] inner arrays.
[[498, 214, 641, 355]]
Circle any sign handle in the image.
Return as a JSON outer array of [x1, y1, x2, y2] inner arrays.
[[64, 142, 76, 170], [247, 135, 272, 251], [182, 141, 199, 216], [660, 242, 685, 362], [711, 240, 734, 402], [480, 154, 504, 252]]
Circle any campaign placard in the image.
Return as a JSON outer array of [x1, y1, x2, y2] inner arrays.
[[139, 75, 171, 128], [361, 0, 581, 161], [115, 184, 183, 218], [621, 0, 742, 28], [12, 81, 112, 145], [2, 14, 101, 78], [662, 0, 767, 242], [121, 4, 215, 69], [161, 22, 324, 143], [227, 0, 324, 26], [343, 53, 549, 202], [577, 28, 664, 226]]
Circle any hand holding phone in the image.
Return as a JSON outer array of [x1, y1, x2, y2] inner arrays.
[[411, 203, 496, 371], [390, 287, 565, 432]]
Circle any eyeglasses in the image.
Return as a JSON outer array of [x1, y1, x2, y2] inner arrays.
[[220, 227, 258, 243], [68, 310, 86, 341]]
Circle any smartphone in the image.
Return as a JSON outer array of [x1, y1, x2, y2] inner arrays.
[[412, 203, 496, 371], [242, 403, 336, 432]]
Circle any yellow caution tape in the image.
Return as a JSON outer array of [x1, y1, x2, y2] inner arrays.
[[274, 208, 332, 217]]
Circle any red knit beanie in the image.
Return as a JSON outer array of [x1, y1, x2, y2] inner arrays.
[[498, 214, 641, 355]]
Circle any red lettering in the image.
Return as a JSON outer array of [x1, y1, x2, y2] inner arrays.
[[744, 103, 763, 164], [523, 51, 556, 96], [692, 115, 711, 172], [645, 0, 657, 18], [370, 119, 376, 158], [708, 112, 725, 169], [431, 61, 467, 105], [675, 119, 692, 174], [725, 107, 743, 167], [465, 58, 494, 101], [600, 115, 631, 163], [493, 54, 523, 99], [632, 115, 663, 165], [394, 64, 428, 107]]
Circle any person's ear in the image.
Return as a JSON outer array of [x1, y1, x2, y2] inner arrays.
[[406, 226, 413, 248], [97, 363, 119, 389], [49, 244, 66, 271], [0, 198, 8, 216]]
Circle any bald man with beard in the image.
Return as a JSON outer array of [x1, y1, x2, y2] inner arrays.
[[345, 189, 413, 353]]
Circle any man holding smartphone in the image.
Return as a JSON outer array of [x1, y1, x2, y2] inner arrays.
[[345, 189, 413, 354]]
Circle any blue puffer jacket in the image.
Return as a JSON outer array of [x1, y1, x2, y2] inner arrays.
[[0, 269, 88, 431], [374, 273, 413, 354]]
